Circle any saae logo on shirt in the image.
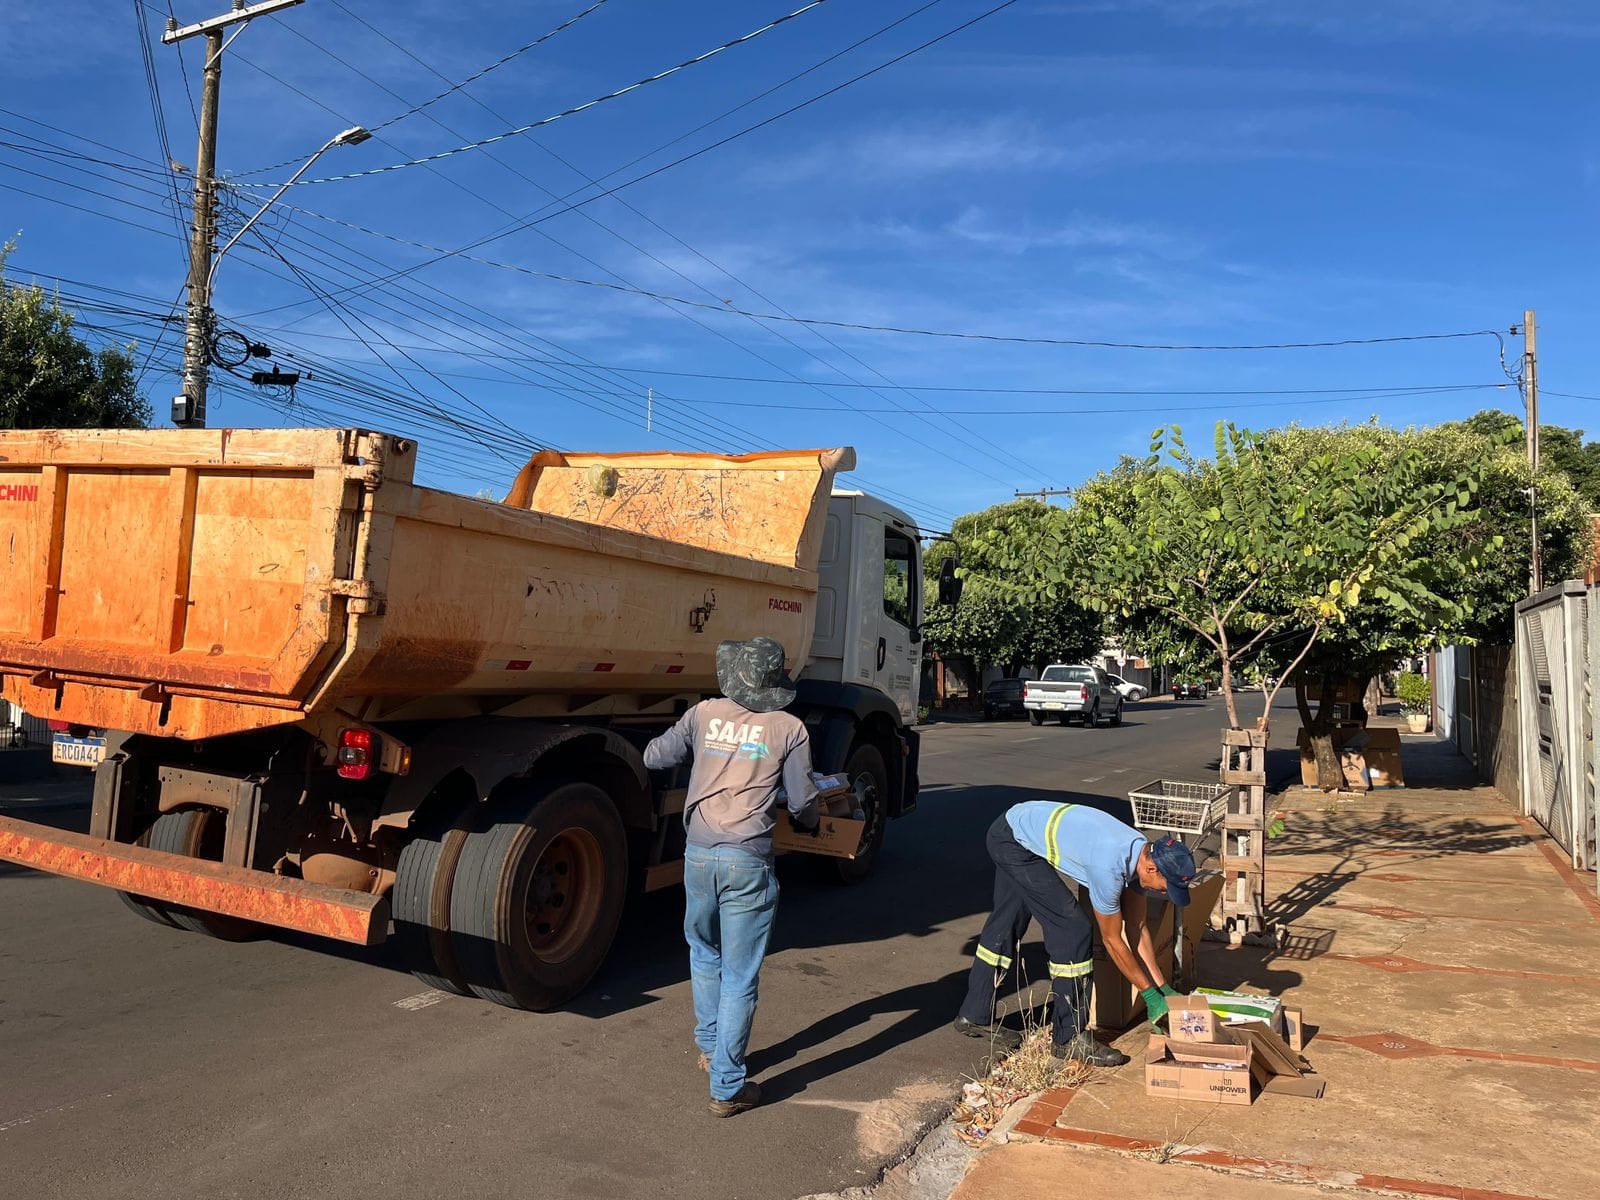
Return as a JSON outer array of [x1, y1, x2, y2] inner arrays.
[[704, 717, 771, 762]]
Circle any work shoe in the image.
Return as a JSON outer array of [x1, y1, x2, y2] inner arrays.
[[952, 1016, 1023, 1052], [1052, 1031, 1130, 1067], [708, 1082, 762, 1118]]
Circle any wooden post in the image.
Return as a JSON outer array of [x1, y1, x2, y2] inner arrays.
[[1220, 728, 1270, 943]]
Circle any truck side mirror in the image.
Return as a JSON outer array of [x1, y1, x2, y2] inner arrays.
[[937, 556, 962, 607]]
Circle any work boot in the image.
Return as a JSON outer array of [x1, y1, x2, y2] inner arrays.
[[708, 1082, 762, 1118], [1052, 1031, 1130, 1067], [952, 1016, 1023, 1052]]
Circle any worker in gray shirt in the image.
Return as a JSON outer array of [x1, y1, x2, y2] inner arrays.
[[645, 636, 820, 1117]]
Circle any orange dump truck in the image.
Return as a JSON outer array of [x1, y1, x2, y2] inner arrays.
[[0, 428, 953, 1008]]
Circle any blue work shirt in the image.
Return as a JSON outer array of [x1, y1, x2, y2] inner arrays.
[[1006, 802, 1147, 915]]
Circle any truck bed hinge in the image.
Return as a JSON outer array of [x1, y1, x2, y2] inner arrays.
[[329, 578, 386, 616]]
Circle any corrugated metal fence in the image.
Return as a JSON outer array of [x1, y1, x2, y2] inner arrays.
[[1515, 581, 1597, 886]]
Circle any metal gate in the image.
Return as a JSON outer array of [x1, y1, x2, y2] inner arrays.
[[1515, 582, 1592, 870]]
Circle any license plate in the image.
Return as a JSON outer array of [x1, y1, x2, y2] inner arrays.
[[52, 734, 106, 768], [1044, 702, 1064, 710]]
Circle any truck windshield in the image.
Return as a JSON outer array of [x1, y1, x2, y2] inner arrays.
[[1042, 666, 1095, 682]]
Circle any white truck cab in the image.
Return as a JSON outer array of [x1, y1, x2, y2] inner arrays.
[[804, 491, 928, 725]]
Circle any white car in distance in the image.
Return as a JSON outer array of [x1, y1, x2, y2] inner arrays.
[[1106, 673, 1148, 702]]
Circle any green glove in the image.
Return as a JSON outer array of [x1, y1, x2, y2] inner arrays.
[[1141, 986, 1170, 1024], [1159, 983, 1182, 998]]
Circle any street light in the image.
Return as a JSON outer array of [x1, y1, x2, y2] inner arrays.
[[208, 125, 370, 290]]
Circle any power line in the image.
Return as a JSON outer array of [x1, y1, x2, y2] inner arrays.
[[216, 22, 1031, 489], [365, 0, 610, 136], [245, 0, 1020, 305], [235, 0, 832, 186], [244, 200, 1512, 358]]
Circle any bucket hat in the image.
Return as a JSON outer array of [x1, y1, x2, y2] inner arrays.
[[715, 637, 797, 713]]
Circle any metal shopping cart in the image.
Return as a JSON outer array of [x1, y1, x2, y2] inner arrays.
[[1127, 779, 1231, 984]]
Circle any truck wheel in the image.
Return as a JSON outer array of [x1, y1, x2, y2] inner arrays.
[[1027, 711, 1045, 726], [393, 803, 477, 995], [143, 809, 259, 941], [1110, 701, 1124, 726], [1083, 702, 1100, 728], [449, 782, 628, 1010], [834, 743, 889, 884], [118, 819, 182, 928]]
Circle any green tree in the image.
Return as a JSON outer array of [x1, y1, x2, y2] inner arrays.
[[1, 253, 151, 429], [924, 501, 1102, 676], [1461, 408, 1600, 512], [1063, 423, 1495, 785], [1261, 417, 1590, 778]]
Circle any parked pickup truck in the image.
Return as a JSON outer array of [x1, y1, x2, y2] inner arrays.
[[0, 428, 959, 1010], [1023, 664, 1124, 727]]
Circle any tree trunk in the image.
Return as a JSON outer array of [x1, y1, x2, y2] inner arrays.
[[1295, 677, 1345, 790]]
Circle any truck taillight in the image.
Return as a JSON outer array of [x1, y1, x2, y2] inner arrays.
[[48, 719, 70, 732], [1079, 685, 1089, 700], [337, 728, 374, 780], [1022, 683, 1030, 697]]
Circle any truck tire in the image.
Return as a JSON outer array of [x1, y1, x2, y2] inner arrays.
[[1110, 700, 1124, 726], [1027, 711, 1045, 726], [1083, 702, 1100, 729], [118, 820, 182, 928], [449, 781, 628, 1010], [392, 805, 476, 995], [144, 809, 259, 941], [834, 743, 889, 885]]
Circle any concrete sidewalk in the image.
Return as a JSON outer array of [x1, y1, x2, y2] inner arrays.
[[952, 736, 1600, 1200]]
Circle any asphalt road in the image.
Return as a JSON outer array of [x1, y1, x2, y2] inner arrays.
[[0, 698, 1279, 1200]]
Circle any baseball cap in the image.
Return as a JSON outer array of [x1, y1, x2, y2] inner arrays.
[[1149, 835, 1197, 908]]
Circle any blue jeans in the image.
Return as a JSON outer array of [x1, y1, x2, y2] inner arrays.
[[683, 844, 779, 1100]]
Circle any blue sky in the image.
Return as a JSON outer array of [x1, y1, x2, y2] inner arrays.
[[4, 0, 1598, 532]]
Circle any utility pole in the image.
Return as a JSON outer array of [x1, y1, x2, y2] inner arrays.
[[1015, 487, 1072, 505], [1523, 308, 1542, 593], [164, 0, 305, 428]]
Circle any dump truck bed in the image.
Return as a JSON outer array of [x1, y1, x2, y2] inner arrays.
[[0, 428, 851, 741]]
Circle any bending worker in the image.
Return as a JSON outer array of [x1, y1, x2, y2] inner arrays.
[[954, 800, 1197, 1066]]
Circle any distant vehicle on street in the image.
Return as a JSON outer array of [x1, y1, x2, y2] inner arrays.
[[982, 678, 1027, 720], [1024, 664, 1123, 727], [1106, 673, 1147, 702], [1171, 680, 1210, 700]]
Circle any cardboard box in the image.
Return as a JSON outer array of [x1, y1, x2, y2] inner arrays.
[[1080, 889, 1176, 1030], [1168, 995, 1229, 1044], [1144, 1035, 1254, 1106], [1073, 875, 1224, 1028], [772, 811, 865, 859], [1196, 988, 1285, 1035], [1296, 726, 1405, 790]]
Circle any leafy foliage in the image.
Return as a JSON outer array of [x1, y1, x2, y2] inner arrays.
[[923, 501, 1102, 673], [1396, 672, 1431, 715], [1, 250, 151, 430], [1062, 421, 1499, 730]]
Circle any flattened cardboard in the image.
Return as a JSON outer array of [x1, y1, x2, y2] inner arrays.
[[1282, 1005, 1306, 1053], [1168, 1038, 1247, 1065], [1145, 1036, 1252, 1106], [773, 811, 865, 859], [1295, 726, 1406, 790], [1234, 1023, 1307, 1077], [1261, 1072, 1326, 1099]]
